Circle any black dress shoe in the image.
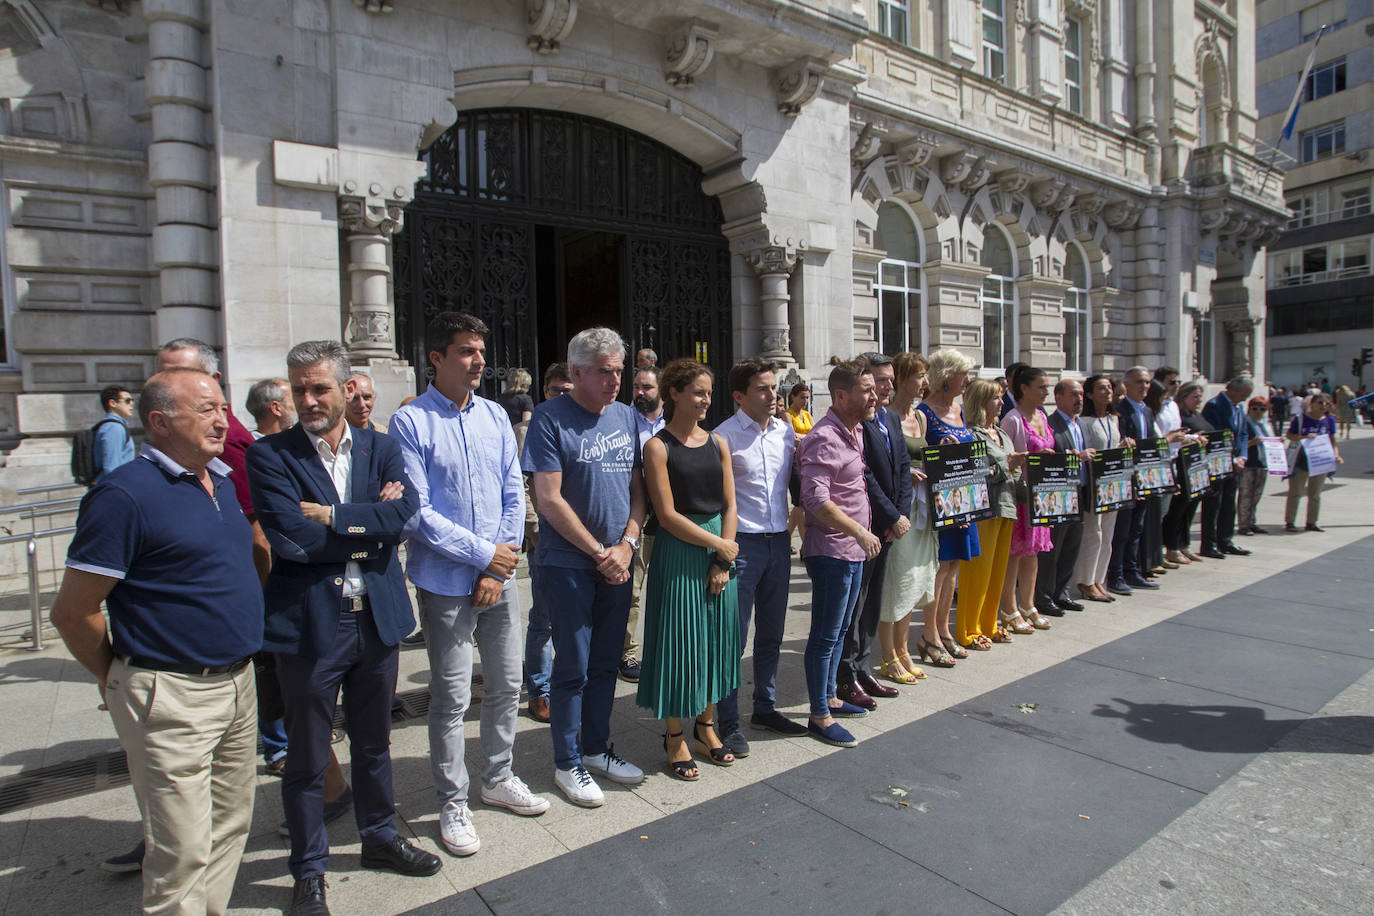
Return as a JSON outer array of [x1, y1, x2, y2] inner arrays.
[[1220, 543, 1252, 556], [1124, 576, 1160, 590], [290, 875, 330, 916], [1056, 597, 1086, 612], [836, 681, 877, 711], [1038, 603, 1066, 617], [1199, 547, 1226, 560], [1106, 580, 1134, 596], [360, 836, 442, 877], [856, 671, 899, 699], [751, 710, 809, 736], [1305, 523, 1324, 532], [1250, 526, 1269, 534]]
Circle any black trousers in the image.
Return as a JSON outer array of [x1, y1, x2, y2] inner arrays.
[[1200, 476, 1238, 550], [1107, 500, 1148, 581], [838, 538, 894, 684], [1036, 517, 1083, 605]]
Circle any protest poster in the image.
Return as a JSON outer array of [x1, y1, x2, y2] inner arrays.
[[1091, 447, 1135, 513], [1205, 429, 1235, 483], [922, 440, 994, 529], [1025, 452, 1080, 526], [1178, 441, 1210, 496], [1132, 436, 1178, 496], [1260, 437, 1289, 477], [1303, 434, 1338, 475]]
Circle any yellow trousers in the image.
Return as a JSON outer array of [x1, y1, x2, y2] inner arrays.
[[955, 516, 1014, 645]]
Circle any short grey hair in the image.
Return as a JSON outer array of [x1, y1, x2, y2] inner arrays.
[[1125, 365, 1151, 381], [567, 327, 626, 369], [1227, 376, 1255, 392], [349, 371, 374, 385], [139, 367, 211, 427], [287, 340, 351, 386], [245, 378, 289, 423], [159, 337, 219, 375]]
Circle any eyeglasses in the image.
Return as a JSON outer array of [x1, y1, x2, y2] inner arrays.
[[118, 396, 134, 403]]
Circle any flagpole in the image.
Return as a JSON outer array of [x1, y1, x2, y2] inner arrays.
[[1258, 23, 1326, 201]]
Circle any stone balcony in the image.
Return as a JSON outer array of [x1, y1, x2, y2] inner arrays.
[[1187, 143, 1290, 249]]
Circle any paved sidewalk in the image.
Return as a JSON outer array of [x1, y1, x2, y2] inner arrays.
[[1, 431, 1371, 915]]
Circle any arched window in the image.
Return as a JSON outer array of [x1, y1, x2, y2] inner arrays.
[[1063, 245, 1090, 373], [875, 201, 924, 356], [981, 225, 1016, 370]]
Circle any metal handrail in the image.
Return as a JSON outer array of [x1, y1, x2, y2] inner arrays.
[[0, 524, 78, 652], [1, 495, 84, 516], [15, 483, 82, 496]]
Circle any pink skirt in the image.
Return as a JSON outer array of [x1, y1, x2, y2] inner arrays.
[[1010, 503, 1053, 556]]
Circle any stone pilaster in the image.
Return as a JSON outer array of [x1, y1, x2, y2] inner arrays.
[[922, 260, 987, 365], [338, 197, 403, 361], [747, 244, 804, 365], [1015, 275, 1072, 373]]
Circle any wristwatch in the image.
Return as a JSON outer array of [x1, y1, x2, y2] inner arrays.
[[620, 534, 641, 551]]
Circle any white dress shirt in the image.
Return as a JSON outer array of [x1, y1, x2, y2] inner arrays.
[[714, 408, 794, 534], [305, 423, 365, 597]]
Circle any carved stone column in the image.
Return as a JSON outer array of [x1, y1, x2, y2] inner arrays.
[[747, 245, 803, 365], [1224, 316, 1261, 378], [339, 196, 404, 361]]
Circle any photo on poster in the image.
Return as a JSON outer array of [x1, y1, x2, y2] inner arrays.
[[1205, 429, 1235, 484], [1091, 447, 1135, 513], [1179, 441, 1210, 497], [922, 440, 995, 529], [1132, 437, 1178, 496]]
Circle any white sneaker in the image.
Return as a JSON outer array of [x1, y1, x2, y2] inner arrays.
[[439, 801, 480, 856], [480, 775, 550, 816], [582, 744, 644, 785], [554, 765, 604, 808]]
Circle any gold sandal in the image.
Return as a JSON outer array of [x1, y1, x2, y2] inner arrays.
[[879, 657, 919, 685], [896, 653, 927, 679]]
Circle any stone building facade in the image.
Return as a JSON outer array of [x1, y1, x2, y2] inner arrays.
[[0, 0, 1286, 492]]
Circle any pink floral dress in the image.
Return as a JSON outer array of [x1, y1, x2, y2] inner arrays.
[[1000, 408, 1055, 556]]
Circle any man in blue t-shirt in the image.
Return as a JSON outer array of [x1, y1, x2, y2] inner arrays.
[[52, 367, 263, 914], [522, 327, 648, 807]]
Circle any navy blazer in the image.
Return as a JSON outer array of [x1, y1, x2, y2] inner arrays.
[[1115, 399, 1156, 443], [1202, 391, 1249, 458], [247, 425, 419, 659], [1047, 410, 1089, 488], [861, 407, 914, 533]]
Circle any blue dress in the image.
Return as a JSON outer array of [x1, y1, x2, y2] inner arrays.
[[916, 403, 982, 562]]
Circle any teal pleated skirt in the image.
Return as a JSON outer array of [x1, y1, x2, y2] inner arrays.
[[635, 513, 741, 719]]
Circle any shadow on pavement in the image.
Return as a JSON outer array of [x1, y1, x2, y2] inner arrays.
[[1092, 698, 1374, 754]]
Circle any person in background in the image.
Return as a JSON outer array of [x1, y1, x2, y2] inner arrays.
[[784, 382, 813, 550], [1162, 382, 1211, 565], [345, 371, 387, 433], [497, 368, 535, 427], [1237, 397, 1274, 536], [246, 378, 297, 438], [1076, 375, 1123, 602], [622, 365, 666, 683], [999, 365, 1056, 628], [521, 363, 574, 722], [93, 385, 136, 482], [1200, 377, 1254, 559], [1333, 383, 1356, 440], [1285, 391, 1343, 532], [636, 348, 658, 369]]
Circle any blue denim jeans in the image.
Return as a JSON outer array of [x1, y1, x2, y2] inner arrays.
[[536, 564, 631, 770], [803, 555, 864, 718], [523, 562, 552, 698], [718, 532, 791, 731]]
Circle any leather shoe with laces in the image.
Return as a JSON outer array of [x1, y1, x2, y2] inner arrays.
[[1056, 597, 1086, 612], [290, 875, 329, 916], [1037, 601, 1066, 617], [359, 835, 442, 877], [1220, 543, 1252, 556], [1199, 547, 1226, 559], [856, 672, 898, 699], [836, 681, 876, 710]]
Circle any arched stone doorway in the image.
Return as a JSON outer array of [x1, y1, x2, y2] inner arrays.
[[393, 108, 733, 412]]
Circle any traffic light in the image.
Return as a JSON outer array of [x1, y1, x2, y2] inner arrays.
[[1363, 347, 1373, 365], [1355, 358, 1363, 375]]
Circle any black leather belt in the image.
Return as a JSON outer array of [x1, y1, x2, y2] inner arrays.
[[740, 531, 789, 539], [122, 656, 252, 677], [342, 594, 370, 613]]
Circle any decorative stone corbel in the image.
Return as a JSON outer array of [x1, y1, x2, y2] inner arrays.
[[851, 121, 885, 165], [353, 0, 395, 12], [1029, 178, 1067, 210], [1103, 198, 1142, 229], [896, 135, 938, 169], [996, 168, 1031, 197], [939, 152, 976, 187], [1075, 192, 1107, 219], [775, 58, 825, 117], [665, 20, 718, 88], [85, 0, 130, 12], [527, 0, 577, 54], [1050, 184, 1077, 212], [960, 156, 992, 194]]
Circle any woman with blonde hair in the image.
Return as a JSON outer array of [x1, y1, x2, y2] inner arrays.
[[956, 378, 1026, 645], [913, 348, 981, 667], [875, 353, 938, 683], [497, 367, 534, 426]]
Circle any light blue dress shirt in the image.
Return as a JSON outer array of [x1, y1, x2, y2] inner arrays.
[[389, 386, 525, 598]]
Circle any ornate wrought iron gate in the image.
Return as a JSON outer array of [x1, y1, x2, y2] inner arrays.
[[394, 109, 732, 404]]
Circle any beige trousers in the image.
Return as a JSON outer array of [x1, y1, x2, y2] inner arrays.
[[106, 657, 258, 916], [1284, 470, 1327, 526]]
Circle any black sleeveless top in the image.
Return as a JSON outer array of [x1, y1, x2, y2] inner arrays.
[[656, 429, 724, 516]]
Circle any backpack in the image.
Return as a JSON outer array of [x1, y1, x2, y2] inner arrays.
[[71, 417, 124, 486]]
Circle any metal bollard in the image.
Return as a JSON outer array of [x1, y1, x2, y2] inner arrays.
[[28, 536, 43, 651]]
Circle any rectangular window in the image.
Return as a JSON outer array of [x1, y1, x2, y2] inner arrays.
[[1064, 19, 1083, 114], [877, 260, 923, 356], [983, 0, 1006, 83], [1063, 288, 1089, 372], [1304, 58, 1347, 101], [877, 0, 909, 45], [1337, 240, 1370, 278], [1300, 0, 1347, 42], [1339, 182, 1371, 219], [1270, 237, 1373, 286], [1300, 121, 1345, 163], [1195, 312, 1213, 379], [982, 275, 1015, 369]]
